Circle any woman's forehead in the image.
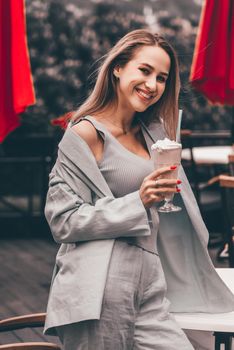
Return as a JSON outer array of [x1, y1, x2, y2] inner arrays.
[[130, 45, 171, 72]]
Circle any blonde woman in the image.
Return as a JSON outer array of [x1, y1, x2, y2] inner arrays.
[[44, 29, 234, 349]]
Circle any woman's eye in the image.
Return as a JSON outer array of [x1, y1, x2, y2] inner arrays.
[[157, 76, 166, 83], [139, 68, 150, 75]]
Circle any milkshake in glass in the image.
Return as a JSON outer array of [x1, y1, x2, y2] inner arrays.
[[151, 138, 182, 213]]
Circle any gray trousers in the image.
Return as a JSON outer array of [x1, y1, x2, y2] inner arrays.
[[56, 240, 194, 350]]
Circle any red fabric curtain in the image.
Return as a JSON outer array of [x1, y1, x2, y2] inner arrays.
[[0, 0, 35, 142], [190, 0, 234, 106]]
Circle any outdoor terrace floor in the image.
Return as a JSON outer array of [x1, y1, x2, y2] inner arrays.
[[0, 238, 61, 346]]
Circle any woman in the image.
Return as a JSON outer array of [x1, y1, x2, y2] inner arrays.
[[44, 29, 234, 349]]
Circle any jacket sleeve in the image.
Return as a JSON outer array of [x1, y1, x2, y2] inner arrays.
[[45, 173, 151, 243]]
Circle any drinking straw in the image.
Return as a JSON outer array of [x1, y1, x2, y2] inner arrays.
[[176, 109, 183, 142]]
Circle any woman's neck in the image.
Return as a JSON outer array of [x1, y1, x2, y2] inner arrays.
[[95, 104, 136, 133]]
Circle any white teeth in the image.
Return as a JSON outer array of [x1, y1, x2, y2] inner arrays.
[[137, 89, 152, 99]]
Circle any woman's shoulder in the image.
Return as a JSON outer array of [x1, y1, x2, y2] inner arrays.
[[71, 117, 104, 161], [71, 118, 101, 149]]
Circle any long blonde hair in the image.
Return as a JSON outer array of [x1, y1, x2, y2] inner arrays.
[[72, 29, 181, 139]]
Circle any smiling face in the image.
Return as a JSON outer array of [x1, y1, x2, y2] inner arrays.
[[113, 45, 171, 116]]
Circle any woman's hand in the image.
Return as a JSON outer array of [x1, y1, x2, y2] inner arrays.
[[139, 166, 181, 209]]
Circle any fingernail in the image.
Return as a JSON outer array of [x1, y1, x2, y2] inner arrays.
[[177, 180, 182, 184], [170, 166, 177, 170], [177, 188, 181, 192]]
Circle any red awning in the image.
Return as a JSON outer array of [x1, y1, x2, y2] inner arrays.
[[190, 0, 234, 106], [0, 0, 35, 142]]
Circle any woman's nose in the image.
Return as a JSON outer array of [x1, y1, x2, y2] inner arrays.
[[145, 77, 157, 92]]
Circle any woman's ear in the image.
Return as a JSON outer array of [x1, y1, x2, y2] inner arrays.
[[113, 65, 121, 79]]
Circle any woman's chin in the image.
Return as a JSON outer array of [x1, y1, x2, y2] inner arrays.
[[133, 104, 150, 113], [131, 98, 153, 112]]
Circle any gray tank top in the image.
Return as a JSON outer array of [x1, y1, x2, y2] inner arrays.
[[82, 116, 158, 255]]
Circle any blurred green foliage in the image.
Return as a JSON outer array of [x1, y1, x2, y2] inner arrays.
[[21, 0, 231, 134]]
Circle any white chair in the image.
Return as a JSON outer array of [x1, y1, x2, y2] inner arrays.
[[174, 268, 234, 350]]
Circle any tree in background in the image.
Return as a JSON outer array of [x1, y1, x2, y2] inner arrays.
[[21, 0, 231, 135]]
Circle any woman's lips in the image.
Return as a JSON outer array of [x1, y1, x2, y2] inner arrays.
[[135, 88, 154, 101]]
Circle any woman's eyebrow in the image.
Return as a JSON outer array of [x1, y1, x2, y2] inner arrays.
[[140, 63, 169, 77]]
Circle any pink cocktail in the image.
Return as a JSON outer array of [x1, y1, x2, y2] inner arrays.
[[151, 138, 182, 213]]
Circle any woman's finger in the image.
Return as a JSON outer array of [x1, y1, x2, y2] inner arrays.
[[143, 179, 181, 189], [150, 187, 179, 195], [144, 166, 177, 182]]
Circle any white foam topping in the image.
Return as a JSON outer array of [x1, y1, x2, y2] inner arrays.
[[151, 138, 182, 150]]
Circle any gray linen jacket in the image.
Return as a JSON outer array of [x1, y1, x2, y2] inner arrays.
[[44, 121, 234, 335]]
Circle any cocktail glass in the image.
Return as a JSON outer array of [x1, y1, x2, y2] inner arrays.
[[152, 142, 182, 213]]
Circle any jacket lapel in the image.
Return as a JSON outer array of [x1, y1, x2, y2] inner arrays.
[[140, 120, 164, 158]]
